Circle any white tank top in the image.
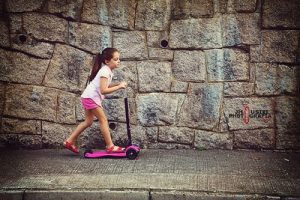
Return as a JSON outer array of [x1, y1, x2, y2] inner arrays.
[[81, 65, 113, 106]]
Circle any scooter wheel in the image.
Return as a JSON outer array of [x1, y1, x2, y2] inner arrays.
[[126, 148, 138, 160]]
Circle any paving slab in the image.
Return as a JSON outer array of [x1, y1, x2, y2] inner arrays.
[[0, 149, 299, 199]]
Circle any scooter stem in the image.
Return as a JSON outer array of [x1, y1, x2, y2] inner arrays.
[[124, 98, 132, 146]]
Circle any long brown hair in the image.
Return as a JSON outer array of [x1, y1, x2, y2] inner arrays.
[[89, 48, 119, 82]]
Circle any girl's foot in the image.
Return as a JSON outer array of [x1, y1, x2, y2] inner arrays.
[[106, 145, 125, 153], [63, 141, 79, 154]]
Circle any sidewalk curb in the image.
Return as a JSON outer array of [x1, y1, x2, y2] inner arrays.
[[1, 149, 299, 200], [1, 189, 300, 200]]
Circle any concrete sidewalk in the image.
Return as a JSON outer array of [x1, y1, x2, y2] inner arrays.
[[0, 149, 299, 200]]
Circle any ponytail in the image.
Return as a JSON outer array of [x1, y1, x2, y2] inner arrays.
[[88, 48, 119, 82], [89, 53, 103, 82]]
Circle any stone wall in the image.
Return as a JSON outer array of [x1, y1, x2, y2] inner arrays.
[[0, 0, 299, 150]]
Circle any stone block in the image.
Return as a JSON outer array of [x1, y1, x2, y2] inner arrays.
[[23, 13, 68, 43], [0, 134, 19, 148], [137, 61, 172, 92], [178, 83, 223, 130], [106, 61, 137, 98], [195, 130, 233, 150], [0, 50, 50, 84], [219, 112, 229, 132], [8, 14, 22, 34], [48, 0, 84, 20], [129, 98, 139, 125], [275, 96, 300, 128], [78, 122, 105, 149], [224, 82, 254, 97], [102, 98, 126, 122], [142, 126, 158, 147], [258, 30, 299, 63], [137, 93, 185, 126], [206, 49, 249, 82], [69, 22, 112, 54], [172, 50, 206, 82], [249, 63, 256, 83], [222, 14, 240, 45], [249, 45, 260, 63], [107, 122, 127, 146], [18, 134, 42, 149], [255, 64, 298, 95], [158, 126, 194, 144], [263, 0, 300, 28], [94, 0, 136, 30], [0, 19, 10, 47], [75, 97, 85, 121], [6, 0, 44, 12], [136, 0, 171, 31], [278, 65, 299, 94], [11, 33, 55, 59], [216, 0, 258, 13], [169, 17, 222, 49], [222, 13, 260, 46], [1, 118, 41, 135], [233, 128, 275, 149], [132, 126, 157, 149], [215, 0, 233, 14], [224, 98, 274, 130], [99, 122, 146, 147], [276, 126, 300, 150], [4, 84, 58, 121], [0, 83, 6, 115], [43, 44, 92, 93], [171, 80, 188, 93], [42, 121, 76, 148], [146, 31, 168, 47], [148, 48, 174, 61], [297, 37, 300, 63], [172, 0, 214, 19], [255, 63, 279, 96], [111, 124, 154, 148], [0, 134, 42, 149], [113, 31, 148, 60], [234, 0, 257, 12], [81, 0, 98, 23], [57, 92, 77, 124]]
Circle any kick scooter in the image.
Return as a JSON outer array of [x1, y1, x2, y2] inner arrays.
[[83, 98, 140, 160]]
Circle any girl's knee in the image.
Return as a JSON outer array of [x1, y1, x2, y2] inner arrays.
[[98, 116, 108, 125]]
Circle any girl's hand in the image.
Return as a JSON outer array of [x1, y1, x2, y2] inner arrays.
[[119, 81, 127, 89]]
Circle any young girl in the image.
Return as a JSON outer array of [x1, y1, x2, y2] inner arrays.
[[64, 48, 127, 154]]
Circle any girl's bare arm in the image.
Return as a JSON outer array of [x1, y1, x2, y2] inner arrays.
[[100, 77, 127, 94]]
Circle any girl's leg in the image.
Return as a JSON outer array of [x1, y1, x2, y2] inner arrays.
[[66, 109, 94, 144], [91, 107, 122, 151]]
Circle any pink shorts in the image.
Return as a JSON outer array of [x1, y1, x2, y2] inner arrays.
[[81, 98, 101, 110]]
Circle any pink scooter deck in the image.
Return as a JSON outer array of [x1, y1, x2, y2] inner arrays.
[[84, 151, 126, 158], [84, 145, 140, 159]]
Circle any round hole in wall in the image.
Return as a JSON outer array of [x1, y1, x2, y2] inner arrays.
[[18, 34, 27, 43], [109, 122, 117, 130], [160, 39, 168, 48]]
